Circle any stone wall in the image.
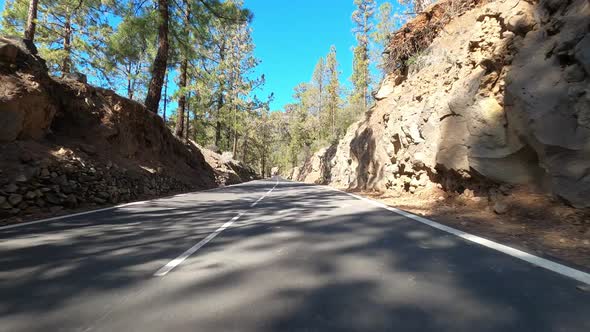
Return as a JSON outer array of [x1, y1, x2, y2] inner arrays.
[[0, 145, 192, 219]]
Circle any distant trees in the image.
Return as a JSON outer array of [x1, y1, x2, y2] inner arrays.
[[0, 0, 409, 176], [266, 1, 412, 173], [325, 45, 341, 138], [351, 0, 376, 114], [373, 2, 398, 70], [307, 46, 342, 141], [311, 57, 326, 117]]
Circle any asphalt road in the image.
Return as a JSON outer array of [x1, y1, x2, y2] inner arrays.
[[1, 177, 589, 332]]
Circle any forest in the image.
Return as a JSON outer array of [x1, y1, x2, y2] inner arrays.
[[0, 0, 424, 176]]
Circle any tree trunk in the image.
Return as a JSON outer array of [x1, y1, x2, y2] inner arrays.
[[231, 105, 239, 157], [233, 131, 239, 159], [163, 71, 168, 121], [144, 0, 170, 113], [175, 0, 191, 136], [261, 152, 266, 178], [62, 16, 72, 75], [127, 62, 133, 99], [174, 59, 188, 137], [215, 91, 223, 148], [332, 106, 335, 137], [24, 0, 39, 41], [214, 41, 226, 148], [185, 91, 191, 142]]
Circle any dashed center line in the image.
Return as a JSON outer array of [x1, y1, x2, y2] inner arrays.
[[154, 178, 280, 277]]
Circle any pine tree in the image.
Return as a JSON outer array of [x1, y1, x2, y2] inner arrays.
[[100, 9, 158, 100], [325, 45, 341, 139], [351, 0, 375, 114], [311, 57, 326, 117], [174, 0, 192, 137], [2, 0, 114, 75], [373, 2, 397, 71]]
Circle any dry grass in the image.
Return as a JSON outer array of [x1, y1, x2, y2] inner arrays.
[[386, 0, 487, 75]]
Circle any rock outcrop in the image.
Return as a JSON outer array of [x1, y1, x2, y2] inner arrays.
[[289, 0, 590, 208], [194, 142, 258, 185]]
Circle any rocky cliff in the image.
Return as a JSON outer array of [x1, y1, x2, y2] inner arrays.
[[289, 0, 590, 208], [0, 37, 257, 222]]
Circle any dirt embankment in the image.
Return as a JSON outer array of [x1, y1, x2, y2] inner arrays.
[[0, 37, 257, 224], [286, 0, 590, 268]]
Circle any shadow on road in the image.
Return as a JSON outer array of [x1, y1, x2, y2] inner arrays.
[[0, 180, 588, 332]]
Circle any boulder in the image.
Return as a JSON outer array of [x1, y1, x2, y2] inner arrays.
[[574, 35, 590, 74], [3, 183, 18, 193], [493, 201, 509, 214], [506, 13, 535, 36], [8, 194, 23, 206], [0, 40, 18, 63], [64, 72, 87, 84]]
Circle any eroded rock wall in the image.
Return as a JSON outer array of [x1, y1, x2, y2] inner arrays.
[[293, 0, 590, 208], [0, 36, 254, 222]]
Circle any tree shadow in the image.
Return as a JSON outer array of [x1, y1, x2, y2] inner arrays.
[[1, 180, 589, 331], [81, 181, 590, 331]]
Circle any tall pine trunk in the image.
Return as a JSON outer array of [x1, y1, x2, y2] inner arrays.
[[175, 1, 191, 136], [127, 62, 133, 99], [185, 91, 191, 142], [24, 0, 39, 41], [62, 15, 72, 75], [175, 59, 188, 137], [215, 42, 225, 148], [231, 104, 238, 157], [145, 0, 170, 113], [261, 152, 266, 178], [215, 92, 223, 148], [163, 72, 169, 121], [232, 131, 238, 158]]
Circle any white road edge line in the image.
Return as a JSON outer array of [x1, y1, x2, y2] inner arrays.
[[0, 179, 264, 231], [154, 178, 280, 277], [320, 184, 590, 286]]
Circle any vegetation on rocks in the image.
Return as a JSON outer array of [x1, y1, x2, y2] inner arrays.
[[285, 0, 590, 213]]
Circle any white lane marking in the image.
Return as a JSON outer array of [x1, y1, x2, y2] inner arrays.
[[250, 180, 279, 208], [0, 179, 266, 231], [0, 201, 147, 231], [154, 178, 280, 277], [320, 185, 590, 286], [250, 196, 265, 207]]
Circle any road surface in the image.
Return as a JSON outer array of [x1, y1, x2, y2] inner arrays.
[[1, 178, 589, 331]]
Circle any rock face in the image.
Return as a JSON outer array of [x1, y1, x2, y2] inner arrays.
[[0, 36, 256, 222], [194, 142, 258, 185], [290, 0, 590, 208], [0, 37, 56, 142]]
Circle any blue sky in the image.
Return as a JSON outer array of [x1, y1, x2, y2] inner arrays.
[[0, 0, 406, 112], [245, 0, 398, 110]]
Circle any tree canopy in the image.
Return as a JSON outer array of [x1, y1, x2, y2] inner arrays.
[[1, 0, 409, 176]]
